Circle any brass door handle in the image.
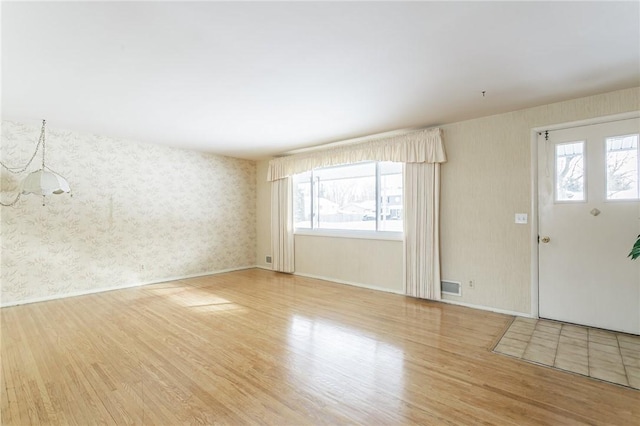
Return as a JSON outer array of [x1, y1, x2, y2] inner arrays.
[[541, 236, 550, 243]]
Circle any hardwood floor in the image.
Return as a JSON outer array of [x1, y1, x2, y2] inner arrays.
[[1, 269, 638, 425]]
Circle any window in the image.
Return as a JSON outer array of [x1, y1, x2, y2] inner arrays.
[[293, 162, 403, 233], [606, 134, 639, 200], [555, 141, 585, 202]]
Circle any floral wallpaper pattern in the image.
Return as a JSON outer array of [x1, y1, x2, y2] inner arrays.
[[1, 121, 256, 305]]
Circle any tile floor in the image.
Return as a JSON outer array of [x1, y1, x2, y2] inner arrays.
[[493, 317, 640, 390]]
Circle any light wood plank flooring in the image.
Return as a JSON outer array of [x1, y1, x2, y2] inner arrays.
[[1, 269, 638, 425]]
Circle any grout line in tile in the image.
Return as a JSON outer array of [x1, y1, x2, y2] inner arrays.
[[551, 323, 563, 367], [521, 319, 539, 359], [615, 333, 631, 387], [587, 327, 598, 376]]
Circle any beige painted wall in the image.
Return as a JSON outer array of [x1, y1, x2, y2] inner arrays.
[[256, 87, 640, 315], [1, 121, 256, 306], [294, 235, 403, 293]]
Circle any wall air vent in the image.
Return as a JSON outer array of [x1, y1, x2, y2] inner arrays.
[[441, 280, 462, 296]]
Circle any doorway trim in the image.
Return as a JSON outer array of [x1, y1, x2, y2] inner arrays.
[[529, 110, 640, 319]]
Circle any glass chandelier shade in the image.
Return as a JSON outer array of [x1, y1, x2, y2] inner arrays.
[[0, 119, 72, 207], [21, 169, 71, 196]]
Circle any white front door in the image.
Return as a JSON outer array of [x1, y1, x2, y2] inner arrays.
[[538, 118, 640, 335]]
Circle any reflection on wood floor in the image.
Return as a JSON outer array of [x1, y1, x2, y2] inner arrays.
[[2, 269, 638, 424]]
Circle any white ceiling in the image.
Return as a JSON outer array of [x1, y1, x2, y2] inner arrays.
[[2, 2, 639, 159]]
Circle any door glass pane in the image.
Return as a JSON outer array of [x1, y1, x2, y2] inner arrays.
[[555, 141, 585, 202], [606, 134, 639, 200]]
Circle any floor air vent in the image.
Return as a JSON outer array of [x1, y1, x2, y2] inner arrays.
[[441, 280, 461, 296]]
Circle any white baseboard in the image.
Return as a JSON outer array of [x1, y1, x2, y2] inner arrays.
[[6, 265, 534, 320], [293, 271, 532, 318], [437, 297, 533, 318], [0, 265, 256, 308], [293, 272, 405, 295]]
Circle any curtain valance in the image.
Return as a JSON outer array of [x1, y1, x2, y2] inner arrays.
[[267, 127, 446, 181]]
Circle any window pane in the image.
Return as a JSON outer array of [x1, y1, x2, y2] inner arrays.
[[606, 134, 639, 200], [292, 161, 404, 233], [555, 141, 585, 202], [379, 162, 403, 232], [315, 163, 376, 231], [293, 171, 312, 229]]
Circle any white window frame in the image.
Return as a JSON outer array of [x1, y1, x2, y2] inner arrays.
[[293, 161, 403, 241]]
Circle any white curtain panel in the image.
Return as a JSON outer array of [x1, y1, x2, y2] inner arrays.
[[270, 177, 295, 273], [404, 162, 441, 300], [267, 128, 445, 181]]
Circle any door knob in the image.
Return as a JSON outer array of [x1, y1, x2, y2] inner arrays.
[[541, 236, 550, 243]]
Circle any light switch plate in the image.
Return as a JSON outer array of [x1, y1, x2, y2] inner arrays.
[[515, 213, 528, 224]]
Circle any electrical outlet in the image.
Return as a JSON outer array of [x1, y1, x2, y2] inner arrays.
[[468, 280, 474, 288], [266, 256, 272, 264]]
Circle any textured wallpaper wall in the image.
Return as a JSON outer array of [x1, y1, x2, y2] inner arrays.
[[1, 121, 256, 305]]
